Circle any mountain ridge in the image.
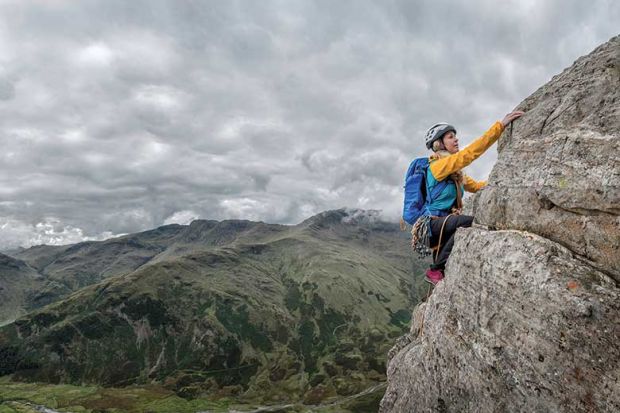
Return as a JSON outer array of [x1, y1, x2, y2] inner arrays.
[[1, 208, 393, 324], [0, 208, 427, 406]]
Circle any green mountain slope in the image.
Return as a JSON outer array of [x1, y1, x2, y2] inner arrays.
[[0, 254, 43, 327], [0, 227, 188, 325], [0, 209, 428, 405], [3, 220, 286, 323]]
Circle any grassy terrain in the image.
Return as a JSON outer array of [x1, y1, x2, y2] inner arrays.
[[0, 376, 232, 412], [0, 376, 385, 412]]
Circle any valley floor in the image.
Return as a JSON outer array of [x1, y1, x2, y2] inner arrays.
[[0, 376, 384, 413]]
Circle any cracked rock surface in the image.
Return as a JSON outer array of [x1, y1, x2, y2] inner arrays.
[[473, 35, 619, 281], [381, 35, 619, 412]]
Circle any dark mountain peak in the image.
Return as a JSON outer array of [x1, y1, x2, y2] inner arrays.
[[186, 219, 220, 231], [18, 244, 67, 254], [299, 208, 390, 231], [179, 218, 277, 245], [298, 209, 348, 228], [118, 223, 186, 242], [0, 252, 40, 282], [0, 252, 30, 271], [185, 218, 265, 233], [0, 246, 25, 257]]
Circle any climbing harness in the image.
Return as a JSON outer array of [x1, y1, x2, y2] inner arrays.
[[410, 173, 462, 258], [410, 212, 457, 260]]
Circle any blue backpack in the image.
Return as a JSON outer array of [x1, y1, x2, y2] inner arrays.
[[402, 157, 450, 225]]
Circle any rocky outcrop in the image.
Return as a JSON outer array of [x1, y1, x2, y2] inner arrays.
[[474, 35, 619, 281], [381, 229, 619, 412], [381, 35, 620, 412]]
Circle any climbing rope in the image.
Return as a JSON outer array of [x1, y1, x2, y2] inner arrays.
[[433, 213, 454, 262], [410, 215, 433, 257]]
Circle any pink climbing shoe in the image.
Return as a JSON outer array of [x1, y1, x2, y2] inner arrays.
[[425, 268, 444, 285]]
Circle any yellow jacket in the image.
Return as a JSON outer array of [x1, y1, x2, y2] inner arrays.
[[428, 121, 505, 193]]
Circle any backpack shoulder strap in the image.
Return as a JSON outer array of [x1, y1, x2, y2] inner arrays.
[[425, 159, 449, 204], [428, 179, 449, 203]]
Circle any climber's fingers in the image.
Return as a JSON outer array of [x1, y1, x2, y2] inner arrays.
[[501, 111, 525, 127]]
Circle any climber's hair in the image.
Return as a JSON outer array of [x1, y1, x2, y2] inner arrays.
[[432, 139, 445, 152]]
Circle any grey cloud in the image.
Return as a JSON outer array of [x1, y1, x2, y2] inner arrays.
[[0, 78, 15, 100], [0, 0, 618, 248]]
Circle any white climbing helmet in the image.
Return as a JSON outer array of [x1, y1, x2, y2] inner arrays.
[[424, 122, 457, 150]]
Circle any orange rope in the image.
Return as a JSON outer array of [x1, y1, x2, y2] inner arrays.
[[433, 214, 454, 263]]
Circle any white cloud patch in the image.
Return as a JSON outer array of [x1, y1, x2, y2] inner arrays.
[[75, 42, 114, 67], [220, 198, 272, 222], [0, 217, 119, 250], [341, 208, 382, 224], [163, 210, 200, 226]]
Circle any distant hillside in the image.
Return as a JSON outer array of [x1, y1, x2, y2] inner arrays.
[[0, 209, 429, 405], [1, 218, 288, 325], [0, 253, 43, 327]]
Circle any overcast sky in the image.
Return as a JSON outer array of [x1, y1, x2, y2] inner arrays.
[[0, 0, 618, 249]]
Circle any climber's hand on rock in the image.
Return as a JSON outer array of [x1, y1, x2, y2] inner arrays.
[[501, 111, 525, 127]]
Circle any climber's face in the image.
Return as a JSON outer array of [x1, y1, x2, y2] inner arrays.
[[442, 131, 459, 154]]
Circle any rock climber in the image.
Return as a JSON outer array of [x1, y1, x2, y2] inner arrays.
[[418, 110, 524, 285]]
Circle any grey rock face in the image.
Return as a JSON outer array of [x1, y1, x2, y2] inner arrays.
[[381, 229, 619, 413], [381, 35, 620, 412], [474, 35, 620, 281]]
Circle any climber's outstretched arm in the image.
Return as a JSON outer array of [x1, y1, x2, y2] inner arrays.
[[429, 122, 505, 181], [429, 111, 524, 182]]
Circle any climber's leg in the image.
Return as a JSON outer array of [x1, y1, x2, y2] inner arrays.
[[429, 215, 474, 271]]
